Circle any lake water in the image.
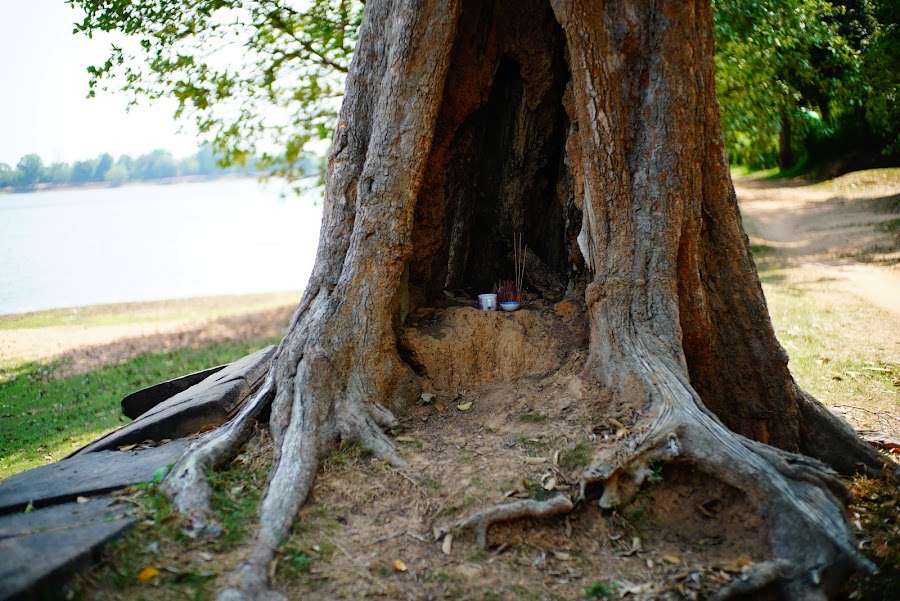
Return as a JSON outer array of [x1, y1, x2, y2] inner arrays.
[[0, 178, 323, 315]]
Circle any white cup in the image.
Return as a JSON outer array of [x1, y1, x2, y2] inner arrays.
[[478, 293, 498, 311]]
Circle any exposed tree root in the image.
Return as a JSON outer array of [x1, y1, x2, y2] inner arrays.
[[707, 560, 793, 601], [448, 495, 575, 548], [575, 354, 877, 600], [161, 364, 278, 532], [211, 356, 405, 601]]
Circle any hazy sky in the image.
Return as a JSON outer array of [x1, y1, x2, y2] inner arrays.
[[0, 1, 199, 166]]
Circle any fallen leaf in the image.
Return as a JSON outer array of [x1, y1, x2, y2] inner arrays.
[[541, 473, 557, 490], [457, 402, 472, 411], [392, 559, 408, 572], [525, 456, 548, 464], [553, 551, 572, 561], [76, 496, 89, 504], [552, 450, 560, 465], [442, 533, 453, 555], [609, 417, 625, 429], [615, 428, 629, 439], [137, 566, 160, 581], [435, 401, 445, 412], [618, 536, 642, 556], [395, 436, 417, 443], [662, 554, 681, 565], [118, 444, 137, 452]]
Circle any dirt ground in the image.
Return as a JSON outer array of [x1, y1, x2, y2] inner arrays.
[[19, 171, 900, 600], [736, 171, 900, 319]]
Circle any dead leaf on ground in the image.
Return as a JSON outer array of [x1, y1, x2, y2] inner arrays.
[[618, 536, 642, 556], [457, 401, 472, 411], [392, 559, 408, 572], [442, 533, 453, 555], [137, 566, 159, 581], [541, 472, 557, 490], [662, 554, 681, 565]]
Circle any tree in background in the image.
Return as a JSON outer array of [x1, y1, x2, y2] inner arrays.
[[46, 162, 73, 183], [714, 0, 900, 171], [15, 154, 44, 189], [73, 0, 362, 186], [0, 163, 14, 188], [93, 152, 114, 182], [69, 159, 97, 184]]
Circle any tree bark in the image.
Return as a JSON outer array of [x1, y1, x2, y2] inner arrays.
[[162, 1, 892, 599], [780, 106, 794, 170]]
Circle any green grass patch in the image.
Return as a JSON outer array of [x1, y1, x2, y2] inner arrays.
[[876, 217, 900, 234], [730, 165, 779, 179], [560, 441, 592, 470], [585, 580, 620, 599], [65, 434, 270, 600], [0, 291, 300, 330], [0, 335, 280, 479]]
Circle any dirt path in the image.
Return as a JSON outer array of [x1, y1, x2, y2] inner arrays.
[[736, 170, 900, 320]]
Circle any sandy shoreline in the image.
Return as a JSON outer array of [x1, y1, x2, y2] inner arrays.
[[0, 292, 300, 376]]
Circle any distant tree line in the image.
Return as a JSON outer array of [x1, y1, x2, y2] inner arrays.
[[0, 145, 266, 192], [714, 0, 900, 172]]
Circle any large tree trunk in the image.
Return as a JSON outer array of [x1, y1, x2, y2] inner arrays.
[[162, 1, 891, 599]]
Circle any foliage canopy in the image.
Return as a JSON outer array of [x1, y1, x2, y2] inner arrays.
[[71, 0, 363, 183], [72, 0, 898, 175], [713, 0, 900, 169]]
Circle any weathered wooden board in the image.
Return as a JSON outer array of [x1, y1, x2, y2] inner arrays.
[[0, 440, 187, 513], [121, 363, 228, 419], [0, 500, 135, 601], [74, 345, 275, 455], [0, 498, 126, 538]]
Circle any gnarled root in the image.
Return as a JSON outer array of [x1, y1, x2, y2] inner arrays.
[[447, 495, 575, 548], [580, 359, 877, 600], [212, 355, 406, 600], [161, 364, 278, 534]]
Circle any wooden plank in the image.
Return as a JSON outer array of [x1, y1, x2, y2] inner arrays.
[[73, 345, 276, 455], [0, 503, 135, 601], [0, 441, 187, 514], [121, 363, 228, 419]]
